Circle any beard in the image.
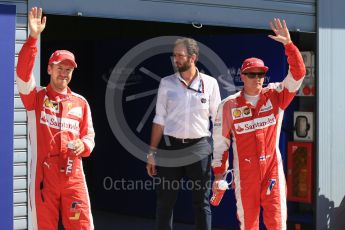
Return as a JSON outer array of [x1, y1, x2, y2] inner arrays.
[[176, 61, 192, 73]]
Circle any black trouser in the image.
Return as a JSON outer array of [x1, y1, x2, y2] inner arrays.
[[155, 136, 212, 230]]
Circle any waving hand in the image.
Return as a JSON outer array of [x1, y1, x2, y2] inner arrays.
[[268, 18, 292, 45], [28, 7, 46, 39]]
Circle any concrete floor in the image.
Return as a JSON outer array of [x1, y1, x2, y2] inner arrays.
[[92, 209, 226, 230]]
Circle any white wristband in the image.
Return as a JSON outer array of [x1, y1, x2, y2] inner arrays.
[[147, 149, 157, 159]]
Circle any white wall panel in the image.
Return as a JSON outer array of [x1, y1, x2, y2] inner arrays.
[[14, 178, 27, 190], [14, 96, 24, 109], [14, 110, 27, 122], [317, 0, 345, 229], [14, 164, 27, 177], [14, 124, 27, 136], [14, 191, 27, 204], [14, 138, 27, 150], [14, 205, 27, 217], [14, 150, 27, 163], [14, 218, 27, 230], [16, 15, 26, 27], [15, 42, 24, 55], [16, 28, 27, 41]]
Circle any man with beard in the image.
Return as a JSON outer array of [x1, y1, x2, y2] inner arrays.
[[146, 38, 221, 230]]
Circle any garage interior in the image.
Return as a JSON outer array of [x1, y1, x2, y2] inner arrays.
[[41, 14, 316, 229]]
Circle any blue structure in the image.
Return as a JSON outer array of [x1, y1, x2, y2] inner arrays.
[[0, 3, 16, 230]]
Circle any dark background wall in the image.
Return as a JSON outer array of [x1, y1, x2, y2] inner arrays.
[[41, 14, 315, 229]]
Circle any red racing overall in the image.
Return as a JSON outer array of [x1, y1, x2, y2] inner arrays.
[[212, 43, 306, 230], [16, 36, 95, 230]]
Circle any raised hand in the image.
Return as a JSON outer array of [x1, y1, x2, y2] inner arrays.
[[268, 18, 292, 45], [28, 7, 46, 39]]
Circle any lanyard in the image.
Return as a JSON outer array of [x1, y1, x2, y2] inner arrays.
[[179, 77, 204, 94]]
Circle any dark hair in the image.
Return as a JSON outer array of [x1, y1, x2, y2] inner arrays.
[[174, 37, 199, 61]]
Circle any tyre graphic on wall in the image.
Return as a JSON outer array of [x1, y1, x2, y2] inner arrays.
[[105, 36, 231, 167]]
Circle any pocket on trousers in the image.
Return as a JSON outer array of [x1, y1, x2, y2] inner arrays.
[[237, 156, 260, 184]]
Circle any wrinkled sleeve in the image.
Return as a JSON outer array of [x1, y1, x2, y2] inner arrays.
[[212, 101, 231, 175], [16, 36, 38, 111], [80, 101, 95, 157], [209, 78, 221, 124], [276, 42, 307, 109], [153, 79, 167, 126]]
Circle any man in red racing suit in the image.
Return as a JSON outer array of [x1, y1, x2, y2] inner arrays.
[[212, 18, 306, 230], [16, 7, 95, 230]]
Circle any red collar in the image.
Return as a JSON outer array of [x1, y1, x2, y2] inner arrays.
[[46, 84, 72, 101]]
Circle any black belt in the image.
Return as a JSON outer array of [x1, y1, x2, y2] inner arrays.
[[168, 136, 204, 145]]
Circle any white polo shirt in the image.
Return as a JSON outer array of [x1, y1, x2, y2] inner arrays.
[[153, 70, 221, 139]]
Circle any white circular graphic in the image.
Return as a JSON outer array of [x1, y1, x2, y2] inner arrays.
[[105, 36, 232, 167]]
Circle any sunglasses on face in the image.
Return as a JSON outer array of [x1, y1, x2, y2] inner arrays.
[[242, 72, 266, 79]]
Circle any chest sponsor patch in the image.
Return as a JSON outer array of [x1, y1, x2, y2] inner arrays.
[[231, 106, 252, 120], [67, 106, 83, 118], [234, 114, 276, 134], [43, 97, 59, 113], [40, 111, 80, 134], [259, 100, 273, 113]]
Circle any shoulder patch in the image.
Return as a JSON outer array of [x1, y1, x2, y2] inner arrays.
[[259, 100, 273, 113]]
